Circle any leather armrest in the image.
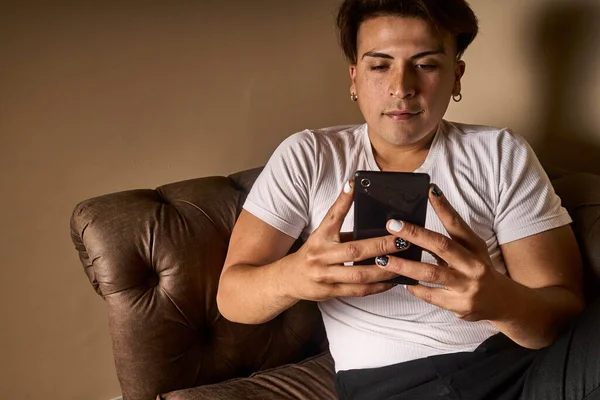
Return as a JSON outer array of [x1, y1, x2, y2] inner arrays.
[[70, 171, 327, 400]]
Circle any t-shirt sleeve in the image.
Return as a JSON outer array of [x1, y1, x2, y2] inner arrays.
[[493, 130, 572, 245], [243, 130, 315, 239]]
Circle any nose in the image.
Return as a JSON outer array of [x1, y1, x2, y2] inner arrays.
[[389, 65, 417, 99]]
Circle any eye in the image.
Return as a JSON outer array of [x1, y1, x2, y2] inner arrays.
[[416, 64, 437, 71], [370, 65, 389, 71]]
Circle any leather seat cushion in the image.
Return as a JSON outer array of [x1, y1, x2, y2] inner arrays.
[[158, 351, 337, 400]]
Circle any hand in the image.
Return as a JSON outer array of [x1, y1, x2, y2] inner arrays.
[[378, 184, 512, 322], [285, 181, 410, 302]]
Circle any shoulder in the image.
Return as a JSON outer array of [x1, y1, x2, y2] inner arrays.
[[273, 124, 365, 170], [308, 124, 365, 149], [277, 124, 363, 152], [443, 120, 521, 141], [441, 120, 530, 157], [265, 124, 366, 181]]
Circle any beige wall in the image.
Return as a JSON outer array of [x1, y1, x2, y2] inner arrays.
[[449, 0, 600, 173], [1, 1, 598, 399]]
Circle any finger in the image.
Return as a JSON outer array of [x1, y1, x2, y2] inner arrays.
[[428, 184, 487, 256], [406, 285, 456, 310], [406, 285, 478, 320], [408, 285, 484, 321], [387, 218, 473, 273], [322, 235, 411, 265], [423, 249, 449, 268], [327, 282, 396, 298], [317, 265, 400, 284], [374, 255, 462, 287], [315, 180, 354, 240]]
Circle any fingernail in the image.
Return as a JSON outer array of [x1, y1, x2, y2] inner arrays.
[[389, 219, 404, 232], [402, 285, 408, 290], [395, 238, 409, 250], [375, 255, 389, 267], [344, 181, 352, 193], [432, 184, 443, 197]]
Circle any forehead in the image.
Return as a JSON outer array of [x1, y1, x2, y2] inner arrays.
[[357, 16, 453, 54]]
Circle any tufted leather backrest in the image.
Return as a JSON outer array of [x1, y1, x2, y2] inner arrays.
[[70, 167, 326, 400], [70, 167, 600, 400]]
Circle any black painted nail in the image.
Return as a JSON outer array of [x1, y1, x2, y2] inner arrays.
[[395, 238, 409, 250], [375, 255, 389, 267], [432, 184, 443, 197]]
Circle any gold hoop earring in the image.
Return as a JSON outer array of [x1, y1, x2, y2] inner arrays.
[[350, 93, 358, 102], [452, 93, 462, 103]]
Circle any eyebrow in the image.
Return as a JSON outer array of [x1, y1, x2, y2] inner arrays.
[[361, 48, 446, 61]]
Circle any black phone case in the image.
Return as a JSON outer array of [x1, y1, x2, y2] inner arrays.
[[353, 171, 430, 285]]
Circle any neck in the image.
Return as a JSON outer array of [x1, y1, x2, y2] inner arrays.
[[369, 127, 437, 172]]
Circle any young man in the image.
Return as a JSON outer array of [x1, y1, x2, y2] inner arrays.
[[217, 1, 597, 398]]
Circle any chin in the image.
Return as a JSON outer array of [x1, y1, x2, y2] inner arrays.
[[382, 127, 429, 146], [393, 121, 439, 142]]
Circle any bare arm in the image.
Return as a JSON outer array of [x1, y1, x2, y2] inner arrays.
[[216, 184, 405, 324], [490, 226, 584, 348], [216, 210, 300, 324], [376, 184, 584, 349]]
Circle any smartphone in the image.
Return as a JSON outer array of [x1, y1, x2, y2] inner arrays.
[[353, 171, 430, 285]]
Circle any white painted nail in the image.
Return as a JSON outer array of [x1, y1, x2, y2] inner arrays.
[[344, 181, 352, 193], [402, 285, 408, 290], [389, 219, 404, 232]]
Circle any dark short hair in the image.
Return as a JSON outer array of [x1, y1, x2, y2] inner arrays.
[[336, 0, 479, 63]]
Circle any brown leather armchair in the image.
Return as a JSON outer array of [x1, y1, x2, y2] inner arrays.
[[70, 167, 600, 400]]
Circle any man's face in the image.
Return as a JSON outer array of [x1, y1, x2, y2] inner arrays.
[[350, 16, 465, 147]]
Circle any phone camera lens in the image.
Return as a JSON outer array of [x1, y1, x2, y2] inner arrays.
[[361, 179, 371, 188]]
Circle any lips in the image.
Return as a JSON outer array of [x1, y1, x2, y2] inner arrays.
[[384, 110, 424, 116], [383, 109, 424, 120]]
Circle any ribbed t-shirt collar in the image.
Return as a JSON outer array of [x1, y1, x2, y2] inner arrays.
[[360, 121, 444, 173]]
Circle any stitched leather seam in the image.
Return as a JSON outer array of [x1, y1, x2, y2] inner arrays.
[[583, 383, 600, 399], [174, 199, 228, 243], [159, 285, 197, 332]]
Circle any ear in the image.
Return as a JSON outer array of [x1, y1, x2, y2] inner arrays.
[[349, 64, 357, 95], [453, 60, 466, 96]]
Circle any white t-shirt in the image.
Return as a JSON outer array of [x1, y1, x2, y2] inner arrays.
[[243, 120, 572, 372]]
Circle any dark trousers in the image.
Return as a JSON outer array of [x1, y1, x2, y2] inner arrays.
[[335, 298, 600, 400]]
